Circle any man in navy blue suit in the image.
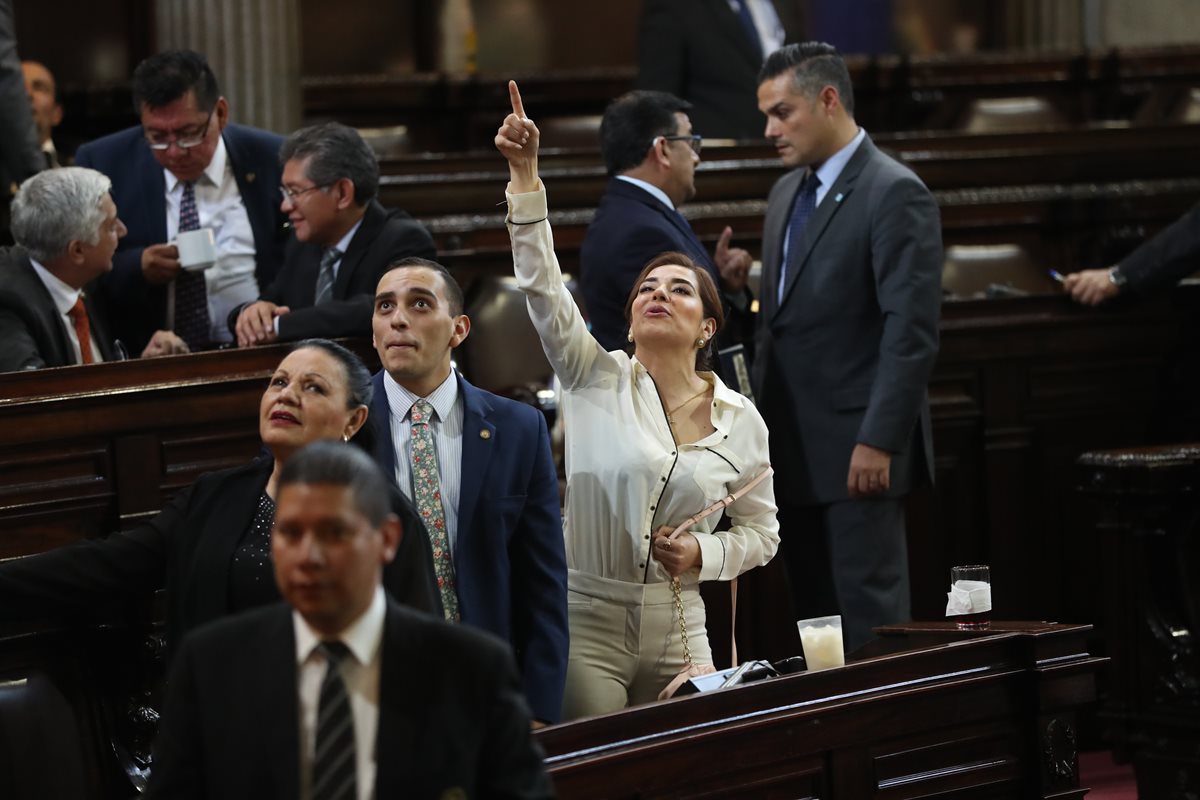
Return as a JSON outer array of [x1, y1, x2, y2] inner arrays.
[[580, 90, 756, 362], [368, 257, 568, 724], [75, 50, 288, 353]]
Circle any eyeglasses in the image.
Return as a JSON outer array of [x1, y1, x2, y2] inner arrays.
[[145, 108, 215, 151], [654, 134, 703, 155], [279, 183, 332, 202]]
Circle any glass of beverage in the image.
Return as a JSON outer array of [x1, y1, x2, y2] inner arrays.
[[796, 615, 845, 670], [947, 565, 992, 629]]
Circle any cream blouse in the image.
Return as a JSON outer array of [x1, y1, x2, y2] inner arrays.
[[506, 186, 779, 587]]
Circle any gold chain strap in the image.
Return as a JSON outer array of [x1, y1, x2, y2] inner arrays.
[[661, 467, 774, 672], [671, 577, 693, 668]]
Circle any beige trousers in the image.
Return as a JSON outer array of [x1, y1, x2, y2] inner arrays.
[[562, 570, 712, 720]]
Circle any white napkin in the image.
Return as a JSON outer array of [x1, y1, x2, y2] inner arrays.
[[946, 579, 992, 616]]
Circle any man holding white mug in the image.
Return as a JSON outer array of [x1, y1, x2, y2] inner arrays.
[[75, 50, 288, 353]]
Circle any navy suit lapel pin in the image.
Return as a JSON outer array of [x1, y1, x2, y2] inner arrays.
[[479, 429, 491, 440], [245, 172, 256, 183]]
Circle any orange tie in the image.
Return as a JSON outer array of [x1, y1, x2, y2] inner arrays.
[[67, 296, 94, 365]]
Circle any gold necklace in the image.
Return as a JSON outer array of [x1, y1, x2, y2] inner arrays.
[[665, 385, 709, 427]]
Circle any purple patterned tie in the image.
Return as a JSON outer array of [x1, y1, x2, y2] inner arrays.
[[410, 399, 460, 621], [175, 181, 210, 348]]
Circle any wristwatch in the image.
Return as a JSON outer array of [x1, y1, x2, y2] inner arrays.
[[1108, 266, 1128, 289]]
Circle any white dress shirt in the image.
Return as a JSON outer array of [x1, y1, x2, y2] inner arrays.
[[384, 370, 465, 550], [294, 585, 385, 800], [163, 136, 259, 344], [507, 187, 779, 587], [29, 257, 103, 364], [273, 217, 363, 334], [615, 175, 676, 211]]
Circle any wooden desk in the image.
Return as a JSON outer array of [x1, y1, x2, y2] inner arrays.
[[538, 621, 1104, 799], [1075, 443, 1200, 797], [0, 341, 378, 558]]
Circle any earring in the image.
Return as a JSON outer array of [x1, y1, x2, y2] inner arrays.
[[696, 336, 707, 349], [343, 433, 350, 443], [627, 330, 634, 343]]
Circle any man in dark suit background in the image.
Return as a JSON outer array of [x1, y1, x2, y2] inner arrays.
[[369, 258, 569, 725], [0, 167, 187, 372], [1062, 200, 1200, 305], [580, 90, 755, 361], [637, 0, 803, 140], [147, 441, 552, 800], [0, 0, 43, 244], [75, 49, 288, 353], [753, 43, 942, 651], [231, 122, 435, 347]]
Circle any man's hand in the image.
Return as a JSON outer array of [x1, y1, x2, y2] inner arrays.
[[651, 525, 702, 577], [494, 80, 541, 194], [235, 301, 289, 348], [713, 226, 753, 293], [1062, 268, 1120, 306], [140, 330, 190, 358], [847, 443, 891, 498], [142, 244, 183, 285]]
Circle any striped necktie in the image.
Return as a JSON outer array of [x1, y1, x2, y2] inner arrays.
[[314, 247, 342, 305], [312, 642, 357, 800]]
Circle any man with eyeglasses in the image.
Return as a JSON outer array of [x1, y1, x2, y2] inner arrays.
[[75, 50, 288, 353], [230, 122, 434, 347], [579, 89, 756, 361]]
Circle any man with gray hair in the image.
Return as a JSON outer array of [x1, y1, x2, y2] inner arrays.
[[0, 167, 188, 371], [231, 121, 435, 347]]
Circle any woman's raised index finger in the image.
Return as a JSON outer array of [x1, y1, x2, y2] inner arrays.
[[508, 79, 526, 119]]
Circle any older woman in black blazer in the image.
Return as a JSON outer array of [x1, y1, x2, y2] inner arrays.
[[0, 339, 440, 647]]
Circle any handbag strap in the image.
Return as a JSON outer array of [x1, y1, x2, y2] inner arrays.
[[667, 466, 773, 540]]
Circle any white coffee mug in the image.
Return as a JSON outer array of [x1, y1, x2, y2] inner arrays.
[[176, 228, 217, 271]]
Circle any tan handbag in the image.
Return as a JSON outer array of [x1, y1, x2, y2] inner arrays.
[[657, 467, 774, 700]]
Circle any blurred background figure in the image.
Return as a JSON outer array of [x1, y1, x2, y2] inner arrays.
[[21, 60, 62, 168]]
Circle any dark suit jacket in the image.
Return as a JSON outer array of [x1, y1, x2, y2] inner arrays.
[[0, 457, 441, 650], [0, 246, 118, 371], [752, 135, 942, 504], [227, 198, 435, 341], [74, 123, 288, 353], [371, 371, 569, 723], [1120, 200, 1200, 294], [147, 599, 553, 800], [580, 178, 754, 356], [637, 0, 804, 139]]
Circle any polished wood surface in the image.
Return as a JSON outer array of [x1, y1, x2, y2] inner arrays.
[[538, 622, 1103, 799]]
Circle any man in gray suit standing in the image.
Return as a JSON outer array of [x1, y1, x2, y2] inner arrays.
[[752, 42, 942, 651]]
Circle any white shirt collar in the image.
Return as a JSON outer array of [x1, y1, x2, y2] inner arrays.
[[330, 217, 364, 256], [813, 127, 866, 197], [615, 175, 676, 211], [293, 584, 386, 667], [163, 133, 228, 192], [28, 256, 82, 316], [384, 368, 459, 424]]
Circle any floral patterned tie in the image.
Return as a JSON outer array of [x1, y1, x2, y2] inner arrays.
[[410, 399, 460, 621]]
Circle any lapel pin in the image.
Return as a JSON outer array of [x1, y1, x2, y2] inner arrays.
[[479, 429, 491, 440], [835, 192, 844, 202], [246, 172, 256, 183]]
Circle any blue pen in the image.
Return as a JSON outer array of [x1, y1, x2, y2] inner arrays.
[[1048, 270, 1065, 283]]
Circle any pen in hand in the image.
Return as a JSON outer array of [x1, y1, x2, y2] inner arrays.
[[1048, 270, 1065, 283]]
